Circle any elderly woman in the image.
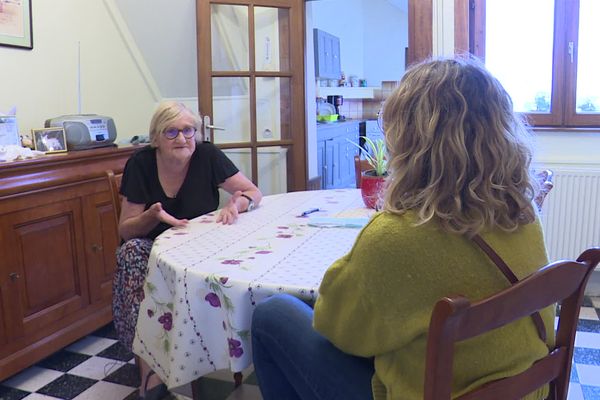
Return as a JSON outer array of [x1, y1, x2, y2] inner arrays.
[[251, 57, 552, 400], [113, 101, 261, 399]]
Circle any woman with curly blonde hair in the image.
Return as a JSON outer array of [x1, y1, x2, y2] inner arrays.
[[382, 56, 537, 235], [251, 57, 551, 400]]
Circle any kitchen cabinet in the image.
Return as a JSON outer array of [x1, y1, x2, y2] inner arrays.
[[317, 121, 360, 189], [0, 145, 137, 381], [313, 28, 341, 80]]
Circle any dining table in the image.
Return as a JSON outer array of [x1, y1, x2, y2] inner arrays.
[[132, 188, 375, 390]]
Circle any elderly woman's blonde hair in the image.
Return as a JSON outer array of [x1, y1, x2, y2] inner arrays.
[[148, 101, 202, 147], [382, 56, 537, 236]]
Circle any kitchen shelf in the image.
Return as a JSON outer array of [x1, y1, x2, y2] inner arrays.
[[317, 86, 377, 99]]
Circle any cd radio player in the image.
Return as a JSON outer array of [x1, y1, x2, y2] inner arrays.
[[45, 114, 117, 150]]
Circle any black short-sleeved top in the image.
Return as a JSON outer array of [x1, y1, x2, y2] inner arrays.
[[120, 143, 239, 239]]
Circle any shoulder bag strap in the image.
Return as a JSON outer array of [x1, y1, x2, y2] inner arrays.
[[471, 234, 547, 343]]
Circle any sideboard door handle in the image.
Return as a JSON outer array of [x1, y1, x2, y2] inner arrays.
[[9, 272, 20, 281], [91, 244, 104, 252]]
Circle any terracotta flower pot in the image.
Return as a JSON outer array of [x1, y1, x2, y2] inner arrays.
[[360, 171, 386, 209]]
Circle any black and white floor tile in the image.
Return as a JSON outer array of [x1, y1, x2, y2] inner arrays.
[[1, 296, 599, 400]]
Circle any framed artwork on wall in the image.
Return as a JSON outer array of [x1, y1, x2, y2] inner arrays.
[[0, 0, 33, 49], [32, 127, 67, 154]]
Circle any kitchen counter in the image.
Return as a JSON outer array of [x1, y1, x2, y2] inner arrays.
[[317, 118, 364, 127]]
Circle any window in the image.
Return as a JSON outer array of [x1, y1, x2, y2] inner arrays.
[[470, 0, 600, 128]]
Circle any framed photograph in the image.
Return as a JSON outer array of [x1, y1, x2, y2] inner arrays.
[[32, 127, 67, 154], [0, 115, 20, 146], [0, 0, 33, 49]]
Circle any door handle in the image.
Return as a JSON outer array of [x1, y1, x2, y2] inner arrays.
[[202, 116, 225, 142], [91, 244, 104, 252], [9, 272, 19, 281]]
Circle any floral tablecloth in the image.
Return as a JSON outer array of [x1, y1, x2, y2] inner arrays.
[[133, 189, 373, 389]]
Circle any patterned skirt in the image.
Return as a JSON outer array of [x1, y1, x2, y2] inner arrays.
[[112, 238, 153, 351]]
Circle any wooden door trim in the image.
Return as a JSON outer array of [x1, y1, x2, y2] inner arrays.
[[454, 0, 470, 54], [197, 0, 212, 119], [248, 4, 258, 181], [408, 0, 432, 64]]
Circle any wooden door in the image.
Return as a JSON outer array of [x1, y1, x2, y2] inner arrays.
[[197, 0, 307, 194]]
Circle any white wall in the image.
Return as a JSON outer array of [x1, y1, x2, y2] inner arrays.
[[0, 0, 159, 142], [113, 0, 198, 99], [305, 4, 318, 179], [362, 0, 408, 85]]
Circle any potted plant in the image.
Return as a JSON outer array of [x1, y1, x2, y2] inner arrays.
[[349, 136, 388, 209]]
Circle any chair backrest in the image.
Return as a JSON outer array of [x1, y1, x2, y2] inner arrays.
[[424, 247, 600, 400], [106, 169, 123, 230], [354, 155, 373, 188], [534, 169, 554, 211]]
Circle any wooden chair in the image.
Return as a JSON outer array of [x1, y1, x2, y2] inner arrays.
[[105, 169, 123, 234], [534, 169, 554, 211], [354, 155, 372, 188], [424, 247, 600, 400]]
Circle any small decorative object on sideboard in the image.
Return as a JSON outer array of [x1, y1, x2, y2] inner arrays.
[[21, 133, 34, 149], [32, 127, 68, 154]]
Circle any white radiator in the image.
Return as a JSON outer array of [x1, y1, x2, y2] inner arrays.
[[539, 167, 600, 262]]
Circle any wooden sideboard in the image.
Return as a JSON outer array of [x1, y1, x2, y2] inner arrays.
[[0, 145, 138, 381]]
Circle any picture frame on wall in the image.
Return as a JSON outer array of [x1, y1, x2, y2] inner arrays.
[[32, 127, 67, 154], [0, 0, 33, 49]]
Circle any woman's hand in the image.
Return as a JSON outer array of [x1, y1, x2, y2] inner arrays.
[[118, 200, 188, 241], [147, 202, 189, 227], [216, 191, 243, 225]]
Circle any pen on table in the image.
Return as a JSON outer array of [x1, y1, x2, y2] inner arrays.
[[299, 208, 320, 217]]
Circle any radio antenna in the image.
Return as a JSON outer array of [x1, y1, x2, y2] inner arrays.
[[77, 41, 82, 114]]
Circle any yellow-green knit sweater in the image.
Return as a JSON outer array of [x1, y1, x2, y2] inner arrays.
[[313, 211, 553, 400]]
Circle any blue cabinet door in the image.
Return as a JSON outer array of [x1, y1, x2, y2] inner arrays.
[[314, 29, 341, 79]]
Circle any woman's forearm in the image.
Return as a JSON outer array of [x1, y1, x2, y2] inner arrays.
[[118, 208, 160, 241]]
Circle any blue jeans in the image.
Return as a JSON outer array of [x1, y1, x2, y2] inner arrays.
[[251, 294, 374, 400]]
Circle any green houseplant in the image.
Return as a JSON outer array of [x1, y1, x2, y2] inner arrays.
[[349, 136, 387, 208], [350, 136, 387, 176]]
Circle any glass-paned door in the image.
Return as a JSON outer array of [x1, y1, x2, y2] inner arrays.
[[197, 0, 306, 195]]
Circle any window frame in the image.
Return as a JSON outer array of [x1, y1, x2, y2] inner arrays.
[[469, 0, 600, 128]]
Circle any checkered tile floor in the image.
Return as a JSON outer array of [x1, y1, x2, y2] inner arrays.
[[1, 297, 599, 400]]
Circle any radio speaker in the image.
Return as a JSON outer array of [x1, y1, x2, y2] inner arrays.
[[63, 121, 88, 147]]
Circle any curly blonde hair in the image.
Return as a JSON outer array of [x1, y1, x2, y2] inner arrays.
[[382, 56, 536, 236]]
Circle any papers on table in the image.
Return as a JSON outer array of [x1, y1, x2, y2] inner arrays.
[[307, 216, 369, 229]]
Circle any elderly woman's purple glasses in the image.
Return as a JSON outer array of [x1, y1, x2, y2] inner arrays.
[[163, 126, 196, 140]]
